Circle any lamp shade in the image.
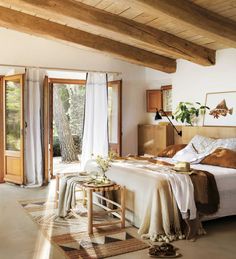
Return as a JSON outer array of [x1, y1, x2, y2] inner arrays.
[[155, 110, 162, 120]]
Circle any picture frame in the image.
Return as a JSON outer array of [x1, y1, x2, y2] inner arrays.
[[161, 85, 172, 115], [203, 91, 236, 126]]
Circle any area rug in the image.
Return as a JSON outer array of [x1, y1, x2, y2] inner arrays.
[[19, 199, 149, 259]]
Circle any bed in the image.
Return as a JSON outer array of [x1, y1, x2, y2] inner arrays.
[[174, 126, 236, 220], [152, 157, 236, 220], [85, 126, 236, 241]]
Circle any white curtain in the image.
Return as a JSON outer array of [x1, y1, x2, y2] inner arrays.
[[24, 68, 43, 186], [81, 72, 108, 169]]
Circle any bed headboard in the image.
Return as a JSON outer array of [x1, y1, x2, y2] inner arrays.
[[181, 126, 236, 144]]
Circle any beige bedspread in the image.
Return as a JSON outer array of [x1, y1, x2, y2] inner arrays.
[[85, 158, 219, 241], [137, 173, 183, 241], [86, 159, 185, 241]]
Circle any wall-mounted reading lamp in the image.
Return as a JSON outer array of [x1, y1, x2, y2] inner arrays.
[[155, 109, 182, 137]]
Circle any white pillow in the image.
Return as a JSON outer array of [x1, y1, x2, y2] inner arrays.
[[172, 144, 202, 163], [188, 135, 215, 154]]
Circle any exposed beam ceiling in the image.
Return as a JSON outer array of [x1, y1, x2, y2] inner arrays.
[[0, 6, 176, 72], [129, 0, 236, 47], [0, 0, 215, 66]]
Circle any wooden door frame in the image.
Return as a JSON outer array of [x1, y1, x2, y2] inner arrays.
[[43, 77, 122, 181], [44, 78, 86, 181], [43, 75, 52, 184], [108, 80, 122, 156], [49, 78, 86, 85], [3, 74, 25, 184], [0, 76, 4, 183]]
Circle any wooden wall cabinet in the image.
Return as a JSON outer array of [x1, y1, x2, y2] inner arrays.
[[146, 89, 162, 112], [138, 124, 174, 156], [146, 85, 172, 114]]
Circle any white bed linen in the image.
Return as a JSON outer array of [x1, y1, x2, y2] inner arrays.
[[156, 157, 236, 220]]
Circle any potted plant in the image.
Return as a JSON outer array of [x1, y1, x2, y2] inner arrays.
[[173, 102, 210, 126]]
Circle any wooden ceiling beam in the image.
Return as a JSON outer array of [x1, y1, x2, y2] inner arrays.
[[0, 0, 215, 66], [129, 0, 236, 47], [0, 6, 176, 72]]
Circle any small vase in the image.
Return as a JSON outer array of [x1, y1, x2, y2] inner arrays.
[[101, 172, 110, 183]]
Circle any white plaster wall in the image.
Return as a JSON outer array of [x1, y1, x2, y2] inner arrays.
[[172, 48, 236, 109], [0, 28, 151, 155], [144, 48, 236, 125]]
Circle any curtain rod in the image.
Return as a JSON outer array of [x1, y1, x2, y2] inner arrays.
[[0, 63, 122, 75]]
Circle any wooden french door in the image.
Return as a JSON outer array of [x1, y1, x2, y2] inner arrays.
[[0, 76, 4, 183], [3, 74, 24, 184], [108, 80, 122, 156], [43, 76, 53, 184], [43, 78, 122, 180]]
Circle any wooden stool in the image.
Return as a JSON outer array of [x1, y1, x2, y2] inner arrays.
[[83, 184, 126, 234], [71, 184, 125, 234]]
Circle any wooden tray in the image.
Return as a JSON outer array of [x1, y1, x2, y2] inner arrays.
[[83, 181, 115, 188], [149, 252, 181, 258]]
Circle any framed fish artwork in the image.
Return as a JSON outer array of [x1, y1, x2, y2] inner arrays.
[[203, 91, 236, 126]]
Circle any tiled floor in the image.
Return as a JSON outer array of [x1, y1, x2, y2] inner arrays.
[[0, 181, 236, 259]]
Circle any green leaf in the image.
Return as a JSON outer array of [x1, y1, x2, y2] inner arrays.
[[174, 101, 211, 126]]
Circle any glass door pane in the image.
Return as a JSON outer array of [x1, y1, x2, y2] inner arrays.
[[5, 80, 21, 151], [108, 85, 119, 143], [108, 80, 122, 155], [51, 82, 86, 177]]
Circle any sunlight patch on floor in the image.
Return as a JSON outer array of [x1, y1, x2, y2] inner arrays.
[[53, 156, 81, 176], [32, 180, 61, 259]]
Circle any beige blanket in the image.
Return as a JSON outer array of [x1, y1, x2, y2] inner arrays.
[[86, 159, 185, 242], [58, 175, 90, 217], [137, 175, 183, 242]]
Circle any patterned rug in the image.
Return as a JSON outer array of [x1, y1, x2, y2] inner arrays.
[[19, 199, 149, 259]]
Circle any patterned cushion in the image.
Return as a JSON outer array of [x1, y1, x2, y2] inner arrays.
[[189, 135, 215, 154], [214, 138, 236, 151]]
